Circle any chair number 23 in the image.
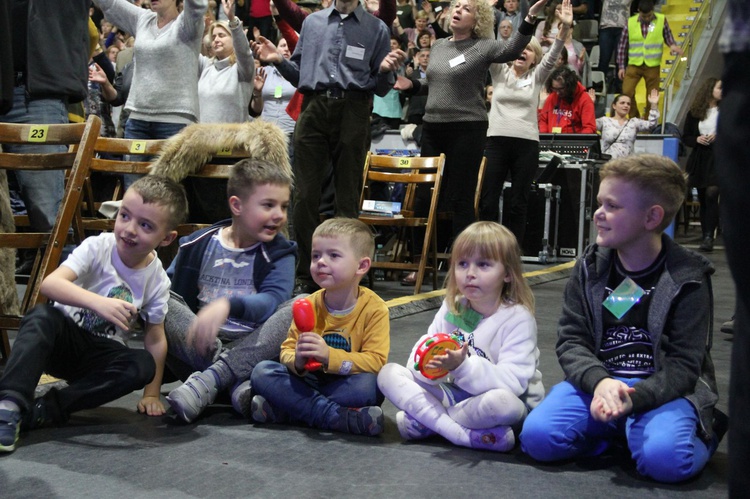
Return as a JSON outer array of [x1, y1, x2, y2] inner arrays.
[[28, 125, 49, 142]]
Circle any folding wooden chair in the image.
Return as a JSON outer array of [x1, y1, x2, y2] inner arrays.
[[0, 115, 101, 360], [358, 153, 445, 294], [74, 138, 251, 268], [74, 136, 166, 241]]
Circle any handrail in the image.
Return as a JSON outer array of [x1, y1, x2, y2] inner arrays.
[[660, 0, 714, 127]]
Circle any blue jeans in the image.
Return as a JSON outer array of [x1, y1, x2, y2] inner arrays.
[[250, 360, 382, 429], [1, 87, 67, 231], [123, 118, 188, 188], [520, 380, 715, 483]]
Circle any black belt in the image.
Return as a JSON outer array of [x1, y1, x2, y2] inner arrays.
[[14, 71, 26, 87], [308, 88, 370, 101]]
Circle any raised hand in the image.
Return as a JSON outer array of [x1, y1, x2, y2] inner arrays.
[[558, 0, 573, 27], [251, 36, 283, 64], [528, 0, 548, 18], [647, 88, 660, 106], [253, 66, 267, 92], [222, 0, 235, 21]]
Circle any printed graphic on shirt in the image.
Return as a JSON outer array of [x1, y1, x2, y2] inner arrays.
[[452, 329, 488, 360], [323, 330, 351, 352], [601, 281, 656, 377], [197, 235, 258, 336], [600, 325, 655, 376], [74, 284, 135, 338]]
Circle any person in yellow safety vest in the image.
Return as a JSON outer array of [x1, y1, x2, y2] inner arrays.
[[616, 0, 683, 118]]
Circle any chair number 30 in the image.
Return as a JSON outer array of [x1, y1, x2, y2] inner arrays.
[[398, 158, 411, 167], [27, 125, 49, 142]]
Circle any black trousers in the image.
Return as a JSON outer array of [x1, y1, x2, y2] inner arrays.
[[715, 50, 750, 498], [481, 135, 540, 243], [292, 94, 371, 283], [0, 304, 155, 421], [419, 123, 487, 239]]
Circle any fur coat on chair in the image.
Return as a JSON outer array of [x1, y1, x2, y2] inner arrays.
[[149, 120, 291, 181]]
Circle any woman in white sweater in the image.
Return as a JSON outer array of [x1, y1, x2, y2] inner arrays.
[[198, 0, 258, 123], [479, 0, 572, 243]]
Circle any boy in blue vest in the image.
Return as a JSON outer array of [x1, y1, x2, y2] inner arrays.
[[163, 158, 297, 423]]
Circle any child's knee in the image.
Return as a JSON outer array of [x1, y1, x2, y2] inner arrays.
[[117, 350, 156, 390], [519, 410, 559, 461], [376, 363, 412, 394], [631, 433, 705, 483], [250, 360, 287, 389]]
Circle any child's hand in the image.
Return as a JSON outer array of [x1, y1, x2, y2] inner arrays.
[[294, 332, 329, 371], [590, 378, 635, 422], [93, 296, 138, 331], [426, 343, 468, 372], [187, 298, 230, 356], [138, 395, 166, 416]]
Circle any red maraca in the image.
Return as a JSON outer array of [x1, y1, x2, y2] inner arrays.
[[413, 333, 462, 380], [292, 298, 323, 371]]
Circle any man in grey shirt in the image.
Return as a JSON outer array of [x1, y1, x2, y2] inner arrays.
[[253, 0, 404, 293]]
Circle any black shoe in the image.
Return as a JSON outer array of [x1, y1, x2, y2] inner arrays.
[[21, 398, 51, 431], [712, 408, 729, 445], [698, 236, 714, 252], [21, 394, 63, 431]]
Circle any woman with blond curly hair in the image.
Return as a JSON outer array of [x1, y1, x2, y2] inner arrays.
[[395, 0, 546, 282]]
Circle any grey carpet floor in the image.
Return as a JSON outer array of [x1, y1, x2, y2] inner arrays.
[[0, 234, 732, 498]]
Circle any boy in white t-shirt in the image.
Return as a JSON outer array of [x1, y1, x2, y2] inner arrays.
[[0, 176, 188, 453]]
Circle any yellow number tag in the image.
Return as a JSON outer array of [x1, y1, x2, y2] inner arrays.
[[216, 146, 233, 156], [28, 125, 49, 142], [551, 127, 562, 134], [398, 157, 411, 167], [130, 141, 147, 153]]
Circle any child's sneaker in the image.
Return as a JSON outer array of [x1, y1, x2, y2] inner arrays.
[[334, 406, 384, 436], [166, 371, 218, 423], [0, 409, 21, 453], [469, 426, 515, 452], [396, 410, 435, 440], [230, 380, 253, 419], [250, 395, 277, 423]]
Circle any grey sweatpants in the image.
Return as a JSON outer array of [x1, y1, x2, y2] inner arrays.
[[164, 292, 294, 385]]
